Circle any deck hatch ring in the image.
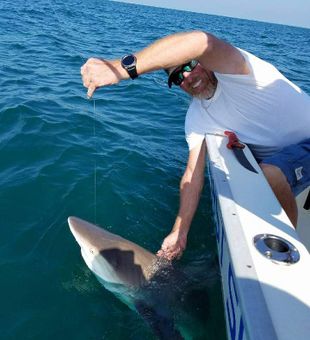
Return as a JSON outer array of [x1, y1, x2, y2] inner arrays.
[[254, 234, 300, 264]]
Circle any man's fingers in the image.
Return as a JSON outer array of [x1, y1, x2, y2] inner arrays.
[[156, 247, 181, 261], [156, 249, 163, 257], [87, 84, 96, 99]]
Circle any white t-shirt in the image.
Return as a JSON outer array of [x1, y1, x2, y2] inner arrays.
[[185, 49, 310, 160]]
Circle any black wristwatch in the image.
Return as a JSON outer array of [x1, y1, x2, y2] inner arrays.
[[121, 54, 138, 79]]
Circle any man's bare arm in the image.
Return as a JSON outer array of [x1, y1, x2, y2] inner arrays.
[[81, 31, 249, 97], [157, 141, 207, 260]]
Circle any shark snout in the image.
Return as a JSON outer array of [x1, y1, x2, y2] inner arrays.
[[68, 216, 83, 243], [68, 216, 97, 251], [68, 216, 81, 234]]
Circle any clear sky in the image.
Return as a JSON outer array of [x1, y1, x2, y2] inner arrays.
[[113, 0, 310, 29]]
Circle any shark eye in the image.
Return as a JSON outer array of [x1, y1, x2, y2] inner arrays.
[[90, 249, 94, 254]]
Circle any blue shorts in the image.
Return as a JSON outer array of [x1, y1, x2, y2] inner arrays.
[[261, 138, 310, 196]]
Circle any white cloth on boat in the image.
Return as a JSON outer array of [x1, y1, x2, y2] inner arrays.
[[185, 48, 310, 160]]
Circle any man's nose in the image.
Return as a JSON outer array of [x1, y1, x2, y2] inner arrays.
[[182, 71, 193, 84]]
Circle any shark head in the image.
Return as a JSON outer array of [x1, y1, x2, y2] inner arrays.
[[67, 216, 206, 340], [68, 216, 158, 288]]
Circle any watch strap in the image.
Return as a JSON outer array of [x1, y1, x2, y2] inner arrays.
[[127, 65, 138, 80]]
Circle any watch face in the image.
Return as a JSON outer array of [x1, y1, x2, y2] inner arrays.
[[122, 55, 136, 67]]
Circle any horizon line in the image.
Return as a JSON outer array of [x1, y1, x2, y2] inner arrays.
[[110, 0, 310, 30]]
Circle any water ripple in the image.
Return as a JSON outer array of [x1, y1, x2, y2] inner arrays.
[[0, 0, 309, 339]]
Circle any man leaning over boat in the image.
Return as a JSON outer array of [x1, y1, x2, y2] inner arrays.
[[80, 31, 310, 261]]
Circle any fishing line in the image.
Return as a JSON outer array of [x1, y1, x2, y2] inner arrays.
[[93, 99, 97, 224], [47, 0, 99, 222]]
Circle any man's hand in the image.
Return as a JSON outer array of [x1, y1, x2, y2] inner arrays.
[[157, 228, 188, 261], [80, 58, 127, 98]]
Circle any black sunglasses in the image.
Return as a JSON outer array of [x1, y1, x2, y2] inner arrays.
[[168, 60, 198, 88]]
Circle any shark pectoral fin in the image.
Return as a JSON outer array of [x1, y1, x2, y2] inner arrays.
[[135, 300, 184, 340]]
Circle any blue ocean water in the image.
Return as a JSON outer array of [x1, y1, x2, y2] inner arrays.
[[0, 0, 309, 339]]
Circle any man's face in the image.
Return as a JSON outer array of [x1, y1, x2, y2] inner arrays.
[[179, 63, 217, 99]]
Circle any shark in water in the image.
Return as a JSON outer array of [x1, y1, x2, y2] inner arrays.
[[68, 216, 205, 339]]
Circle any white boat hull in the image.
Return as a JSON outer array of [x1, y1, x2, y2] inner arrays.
[[206, 133, 310, 340]]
